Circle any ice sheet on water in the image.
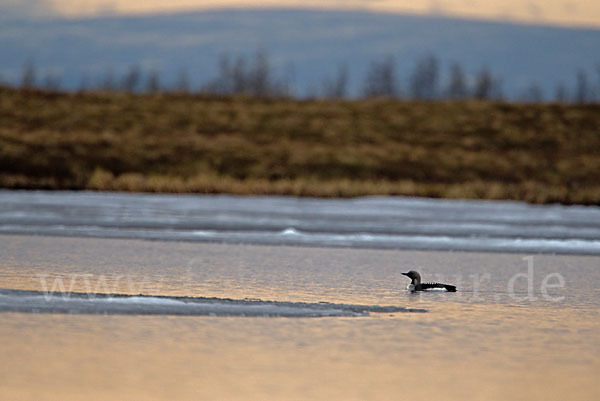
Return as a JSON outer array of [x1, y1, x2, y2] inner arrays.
[[2, 191, 600, 254], [0, 289, 426, 317]]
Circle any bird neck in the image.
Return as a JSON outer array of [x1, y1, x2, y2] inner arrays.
[[411, 277, 421, 285]]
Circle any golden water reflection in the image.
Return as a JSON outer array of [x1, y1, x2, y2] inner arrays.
[[0, 235, 598, 400], [1, 306, 598, 401]]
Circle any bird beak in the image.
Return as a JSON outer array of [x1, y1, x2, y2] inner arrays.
[[401, 272, 409, 276]]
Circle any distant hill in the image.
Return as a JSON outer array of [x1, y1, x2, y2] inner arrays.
[[1, 8, 599, 98]]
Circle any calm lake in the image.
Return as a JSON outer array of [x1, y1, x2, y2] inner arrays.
[[0, 191, 598, 401]]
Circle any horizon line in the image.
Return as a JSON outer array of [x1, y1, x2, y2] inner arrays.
[[10, 5, 600, 31]]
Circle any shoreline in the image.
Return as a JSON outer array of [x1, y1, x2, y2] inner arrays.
[[5, 179, 600, 206]]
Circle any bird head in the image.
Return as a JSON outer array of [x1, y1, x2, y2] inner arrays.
[[402, 270, 421, 283]]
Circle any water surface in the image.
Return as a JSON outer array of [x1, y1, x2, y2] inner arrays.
[[1, 191, 599, 400], [1, 234, 598, 401], [2, 190, 600, 254]]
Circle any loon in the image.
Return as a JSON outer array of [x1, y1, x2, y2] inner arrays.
[[402, 270, 457, 292]]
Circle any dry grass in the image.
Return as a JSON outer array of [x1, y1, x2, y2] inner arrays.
[[1, 86, 599, 204]]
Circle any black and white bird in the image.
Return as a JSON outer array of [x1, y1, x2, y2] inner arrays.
[[402, 270, 457, 292]]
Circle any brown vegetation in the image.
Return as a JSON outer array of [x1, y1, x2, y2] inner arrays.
[[1, 86, 599, 204]]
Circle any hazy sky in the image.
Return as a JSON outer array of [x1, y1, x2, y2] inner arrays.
[[10, 0, 600, 28]]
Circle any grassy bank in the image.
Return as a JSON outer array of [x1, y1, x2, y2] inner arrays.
[[1, 86, 599, 204]]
